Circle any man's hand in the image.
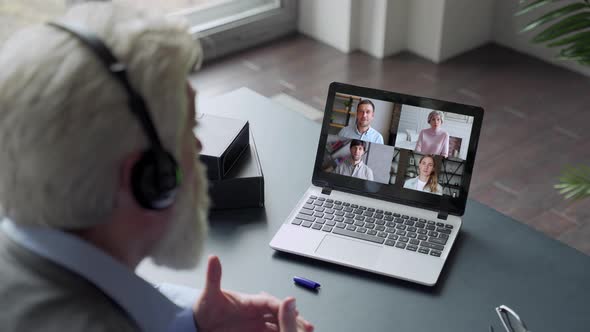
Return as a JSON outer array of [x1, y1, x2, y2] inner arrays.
[[193, 256, 314, 332]]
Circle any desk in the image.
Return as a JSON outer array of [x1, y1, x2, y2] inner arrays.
[[138, 88, 590, 332]]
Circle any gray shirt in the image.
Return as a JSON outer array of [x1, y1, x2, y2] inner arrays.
[[0, 220, 197, 332], [334, 159, 374, 181]]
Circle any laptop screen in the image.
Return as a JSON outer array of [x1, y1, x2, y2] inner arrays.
[[312, 82, 484, 216]]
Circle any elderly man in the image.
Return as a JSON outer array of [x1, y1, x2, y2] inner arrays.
[[0, 3, 313, 332], [338, 99, 384, 144], [333, 140, 374, 181]]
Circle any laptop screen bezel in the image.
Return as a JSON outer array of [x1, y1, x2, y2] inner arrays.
[[311, 82, 484, 216]]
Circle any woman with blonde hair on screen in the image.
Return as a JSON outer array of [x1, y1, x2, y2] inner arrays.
[[403, 155, 443, 195], [415, 110, 449, 158]]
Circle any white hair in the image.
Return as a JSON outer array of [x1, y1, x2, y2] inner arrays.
[[0, 2, 202, 228], [427, 110, 444, 124]]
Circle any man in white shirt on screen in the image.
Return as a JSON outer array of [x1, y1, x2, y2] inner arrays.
[[334, 140, 375, 181]]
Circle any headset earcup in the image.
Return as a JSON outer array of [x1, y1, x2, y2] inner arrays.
[[131, 152, 157, 209], [131, 151, 179, 210]]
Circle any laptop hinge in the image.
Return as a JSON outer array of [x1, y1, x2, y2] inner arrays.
[[321, 187, 332, 195], [437, 195, 450, 220]]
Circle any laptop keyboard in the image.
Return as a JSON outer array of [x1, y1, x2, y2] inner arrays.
[[290, 195, 454, 258]]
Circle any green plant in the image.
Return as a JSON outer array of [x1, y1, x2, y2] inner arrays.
[[517, 0, 590, 65], [555, 166, 590, 199], [343, 97, 353, 110], [517, 0, 590, 200]]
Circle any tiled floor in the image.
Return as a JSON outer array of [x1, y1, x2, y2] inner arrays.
[[190, 35, 590, 255]]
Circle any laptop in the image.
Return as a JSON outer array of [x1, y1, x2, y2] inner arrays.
[[270, 82, 484, 286]]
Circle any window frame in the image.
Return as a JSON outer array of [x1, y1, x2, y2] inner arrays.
[[186, 0, 297, 62]]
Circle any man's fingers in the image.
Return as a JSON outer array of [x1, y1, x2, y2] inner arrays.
[[278, 297, 298, 332], [264, 322, 279, 332], [297, 316, 314, 332], [204, 255, 222, 293], [250, 292, 282, 313]]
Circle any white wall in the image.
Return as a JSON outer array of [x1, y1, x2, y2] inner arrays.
[[356, 0, 386, 58], [298, 0, 354, 53], [349, 0, 361, 53], [355, 0, 411, 58], [298, 0, 590, 76], [493, 0, 590, 76], [396, 105, 430, 142], [383, 0, 409, 56], [407, 0, 445, 62], [298, 0, 408, 58], [366, 142, 396, 184], [298, 0, 446, 60], [439, 0, 495, 61]]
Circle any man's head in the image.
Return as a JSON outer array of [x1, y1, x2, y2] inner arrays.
[[349, 139, 366, 163], [0, 2, 208, 269], [355, 99, 375, 130]]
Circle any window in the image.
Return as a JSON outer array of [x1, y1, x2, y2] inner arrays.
[[0, 0, 296, 61], [116, 0, 297, 61]]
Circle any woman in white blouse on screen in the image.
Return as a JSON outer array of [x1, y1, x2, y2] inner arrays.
[[403, 155, 443, 195]]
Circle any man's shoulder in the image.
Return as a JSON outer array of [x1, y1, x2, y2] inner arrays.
[[368, 126, 381, 134], [336, 160, 350, 170], [0, 232, 137, 331], [339, 124, 355, 135], [368, 127, 383, 140], [0, 299, 138, 332]]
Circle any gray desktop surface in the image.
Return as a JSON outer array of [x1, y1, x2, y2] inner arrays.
[[138, 88, 590, 332]]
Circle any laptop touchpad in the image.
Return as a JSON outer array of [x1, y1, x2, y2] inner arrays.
[[315, 235, 380, 268]]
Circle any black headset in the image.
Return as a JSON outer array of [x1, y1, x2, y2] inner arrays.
[[47, 22, 181, 210]]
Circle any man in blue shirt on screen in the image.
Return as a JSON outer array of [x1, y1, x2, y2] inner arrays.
[[0, 3, 313, 332], [338, 99, 384, 144]]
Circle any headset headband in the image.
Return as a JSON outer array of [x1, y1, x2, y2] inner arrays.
[[47, 22, 165, 152]]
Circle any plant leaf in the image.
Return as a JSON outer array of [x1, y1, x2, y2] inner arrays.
[[532, 12, 590, 43], [521, 3, 589, 32], [565, 188, 584, 199], [516, 0, 564, 16], [555, 166, 590, 200], [559, 46, 590, 58], [548, 30, 590, 46], [557, 52, 590, 64], [560, 42, 590, 52], [556, 54, 590, 63]]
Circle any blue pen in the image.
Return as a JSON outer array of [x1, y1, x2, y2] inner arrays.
[[293, 276, 321, 290]]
